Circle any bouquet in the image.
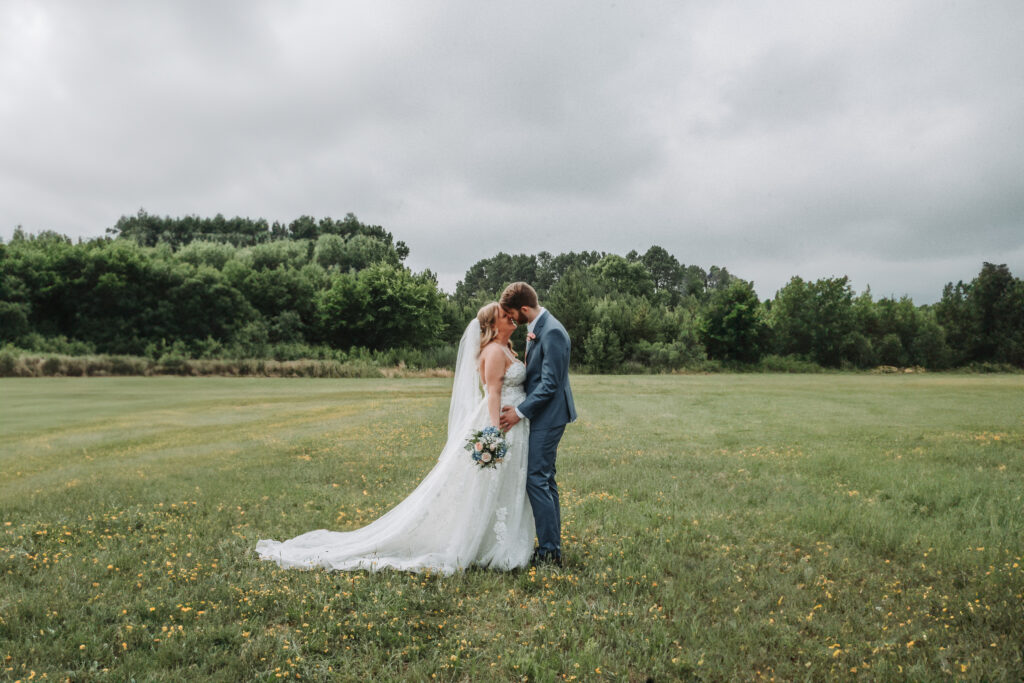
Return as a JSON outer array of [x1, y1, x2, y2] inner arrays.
[[465, 426, 508, 469]]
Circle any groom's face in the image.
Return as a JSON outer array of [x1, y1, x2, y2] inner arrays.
[[502, 306, 528, 326]]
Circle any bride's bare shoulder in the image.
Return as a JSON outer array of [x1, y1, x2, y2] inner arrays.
[[479, 342, 511, 377], [479, 342, 505, 361]]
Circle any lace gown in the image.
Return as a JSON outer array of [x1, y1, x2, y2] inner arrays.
[[255, 354, 534, 574]]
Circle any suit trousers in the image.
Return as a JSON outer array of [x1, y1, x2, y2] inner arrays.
[[526, 423, 565, 556]]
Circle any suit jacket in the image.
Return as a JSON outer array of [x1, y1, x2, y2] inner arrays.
[[518, 310, 577, 430]]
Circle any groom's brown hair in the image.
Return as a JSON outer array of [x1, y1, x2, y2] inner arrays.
[[500, 282, 538, 310]]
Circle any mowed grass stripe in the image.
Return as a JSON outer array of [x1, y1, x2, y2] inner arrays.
[[2, 378, 451, 503]]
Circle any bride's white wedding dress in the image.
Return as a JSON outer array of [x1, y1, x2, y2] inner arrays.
[[256, 323, 534, 575]]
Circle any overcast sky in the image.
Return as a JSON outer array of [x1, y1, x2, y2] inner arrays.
[[2, 1, 1022, 302]]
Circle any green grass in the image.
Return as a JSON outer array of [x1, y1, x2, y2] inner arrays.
[[1, 374, 1022, 681]]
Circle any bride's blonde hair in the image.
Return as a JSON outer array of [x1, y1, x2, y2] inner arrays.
[[477, 302, 514, 355]]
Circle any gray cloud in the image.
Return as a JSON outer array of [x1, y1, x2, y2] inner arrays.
[[1, 0, 1021, 304]]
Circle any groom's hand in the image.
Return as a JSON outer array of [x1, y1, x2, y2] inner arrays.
[[499, 405, 520, 431]]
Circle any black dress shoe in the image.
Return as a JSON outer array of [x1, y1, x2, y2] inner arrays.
[[532, 550, 562, 567]]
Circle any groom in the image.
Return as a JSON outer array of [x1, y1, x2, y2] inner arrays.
[[498, 282, 577, 566]]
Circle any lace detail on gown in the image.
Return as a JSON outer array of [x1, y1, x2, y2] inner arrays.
[[255, 355, 533, 574]]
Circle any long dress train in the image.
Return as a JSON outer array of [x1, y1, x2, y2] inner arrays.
[[255, 351, 533, 574]]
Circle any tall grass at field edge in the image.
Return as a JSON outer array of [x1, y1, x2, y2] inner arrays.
[[1, 346, 1020, 378], [0, 348, 456, 379]]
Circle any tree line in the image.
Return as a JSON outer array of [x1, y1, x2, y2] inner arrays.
[[452, 248, 1022, 371], [1, 212, 1022, 372]]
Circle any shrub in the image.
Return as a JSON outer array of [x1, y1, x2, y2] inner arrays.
[[619, 361, 648, 375], [111, 356, 149, 375], [964, 361, 1022, 374], [757, 354, 825, 373], [633, 339, 704, 372], [41, 357, 62, 375], [0, 347, 17, 376], [63, 358, 87, 377], [156, 352, 189, 375], [694, 359, 724, 373], [373, 346, 458, 370]]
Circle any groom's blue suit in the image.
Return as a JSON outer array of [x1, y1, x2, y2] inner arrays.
[[517, 310, 577, 558]]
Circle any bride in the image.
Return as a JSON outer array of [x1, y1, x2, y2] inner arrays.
[[255, 302, 535, 574]]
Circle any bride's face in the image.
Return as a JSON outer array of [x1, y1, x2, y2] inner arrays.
[[495, 310, 517, 338]]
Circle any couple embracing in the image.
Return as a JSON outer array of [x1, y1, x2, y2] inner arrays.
[[256, 282, 576, 573]]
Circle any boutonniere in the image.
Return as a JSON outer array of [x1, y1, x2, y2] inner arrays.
[[526, 332, 537, 342]]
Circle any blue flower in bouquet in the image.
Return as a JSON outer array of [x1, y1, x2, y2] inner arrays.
[[464, 426, 509, 468]]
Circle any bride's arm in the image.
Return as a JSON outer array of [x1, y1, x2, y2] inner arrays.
[[480, 345, 505, 429]]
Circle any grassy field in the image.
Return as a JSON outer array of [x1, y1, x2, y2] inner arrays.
[[1, 374, 1023, 681]]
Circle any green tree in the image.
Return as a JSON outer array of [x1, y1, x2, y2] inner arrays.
[[175, 240, 238, 270], [312, 234, 348, 270], [705, 265, 735, 293], [315, 272, 371, 348], [680, 265, 708, 299], [936, 263, 1024, 367], [546, 267, 597, 350], [108, 210, 409, 259], [640, 245, 685, 305], [583, 323, 624, 372], [768, 276, 815, 358], [168, 266, 255, 346], [358, 263, 444, 349], [876, 333, 906, 366], [109, 209, 272, 248], [237, 266, 316, 332], [591, 254, 655, 300], [910, 311, 952, 369], [700, 280, 768, 363], [245, 240, 310, 271], [0, 301, 30, 341], [454, 253, 539, 301], [535, 250, 605, 294], [970, 263, 1024, 365], [71, 240, 166, 352], [640, 246, 682, 292], [344, 234, 402, 270], [0, 241, 31, 342], [849, 288, 878, 367], [770, 276, 857, 367], [316, 264, 444, 350]]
